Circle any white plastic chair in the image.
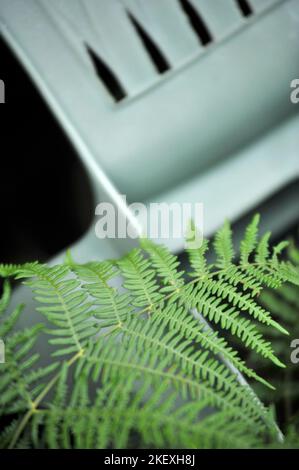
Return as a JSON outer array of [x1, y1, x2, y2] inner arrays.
[[1, 0, 298, 257]]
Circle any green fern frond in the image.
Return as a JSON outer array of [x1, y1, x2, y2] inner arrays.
[[71, 261, 133, 328], [272, 240, 290, 259], [0, 264, 26, 278], [34, 366, 262, 449], [185, 220, 210, 278], [79, 325, 273, 433], [140, 238, 184, 292], [255, 231, 271, 264], [278, 261, 299, 286], [240, 214, 260, 264], [244, 239, 299, 447], [1, 215, 299, 449], [192, 277, 288, 335], [118, 248, 164, 310], [15, 264, 97, 357], [187, 237, 209, 278], [0, 419, 19, 449], [0, 325, 57, 415], [0, 284, 57, 424], [183, 282, 283, 367], [214, 220, 234, 268]]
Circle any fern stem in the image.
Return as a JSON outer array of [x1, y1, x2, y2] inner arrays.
[[8, 408, 34, 449], [192, 310, 284, 440], [9, 349, 84, 449]]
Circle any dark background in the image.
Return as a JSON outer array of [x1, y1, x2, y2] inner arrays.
[[0, 36, 93, 266]]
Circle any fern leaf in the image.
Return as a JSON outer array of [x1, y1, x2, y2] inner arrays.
[[140, 238, 184, 292], [71, 261, 132, 328], [214, 220, 234, 268], [255, 231, 271, 264], [1, 214, 299, 449], [186, 221, 210, 277], [16, 264, 97, 357], [278, 261, 299, 286], [186, 282, 284, 368], [32, 373, 261, 449], [79, 335, 269, 433], [0, 264, 26, 278], [240, 214, 260, 264], [187, 239, 210, 278], [118, 248, 164, 311]]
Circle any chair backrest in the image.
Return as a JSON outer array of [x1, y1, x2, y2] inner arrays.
[[1, 0, 299, 256], [1, 0, 298, 203]]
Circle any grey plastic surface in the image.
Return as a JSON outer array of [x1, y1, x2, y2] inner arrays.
[[0, 0, 298, 208]]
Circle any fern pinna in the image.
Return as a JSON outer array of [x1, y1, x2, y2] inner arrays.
[[242, 238, 299, 444], [0, 214, 298, 449]]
